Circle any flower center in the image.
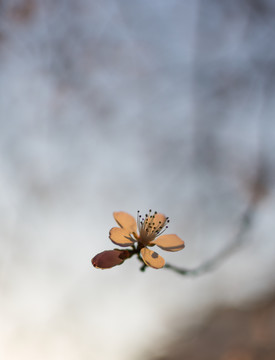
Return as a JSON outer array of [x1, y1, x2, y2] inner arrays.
[[137, 210, 169, 245]]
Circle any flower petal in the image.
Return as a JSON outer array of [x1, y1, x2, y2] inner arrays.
[[109, 227, 136, 247], [153, 213, 167, 228], [152, 234, 185, 252], [113, 211, 137, 233], [92, 249, 130, 269], [140, 247, 165, 269]]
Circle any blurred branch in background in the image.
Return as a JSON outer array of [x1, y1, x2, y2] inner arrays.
[[164, 169, 266, 276], [165, 142, 270, 276], [164, 0, 274, 277]]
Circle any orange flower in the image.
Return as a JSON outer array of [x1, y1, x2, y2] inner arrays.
[[92, 210, 185, 270]]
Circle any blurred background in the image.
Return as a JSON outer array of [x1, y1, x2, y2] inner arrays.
[[0, 0, 275, 359]]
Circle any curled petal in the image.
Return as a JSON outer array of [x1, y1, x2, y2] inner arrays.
[[92, 249, 130, 269], [151, 234, 185, 252], [109, 227, 136, 247], [113, 211, 137, 234], [140, 247, 165, 269]]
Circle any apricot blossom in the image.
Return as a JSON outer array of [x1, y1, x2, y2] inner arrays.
[[92, 210, 185, 270]]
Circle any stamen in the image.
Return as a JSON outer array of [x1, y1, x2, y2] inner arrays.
[[137, 210, 141, 231], [157, 225, 168, 236], [137, 209, 170, 241]]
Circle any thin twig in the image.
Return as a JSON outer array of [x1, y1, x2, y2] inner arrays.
[[164, 201, 255, 276], [164, 156, 270, 277]]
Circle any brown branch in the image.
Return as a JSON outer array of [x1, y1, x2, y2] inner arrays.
[[164, 159, 269, 277], [164, 202, 255, 276]]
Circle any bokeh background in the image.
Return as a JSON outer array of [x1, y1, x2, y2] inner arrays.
[[0, 1, 275, 359]]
